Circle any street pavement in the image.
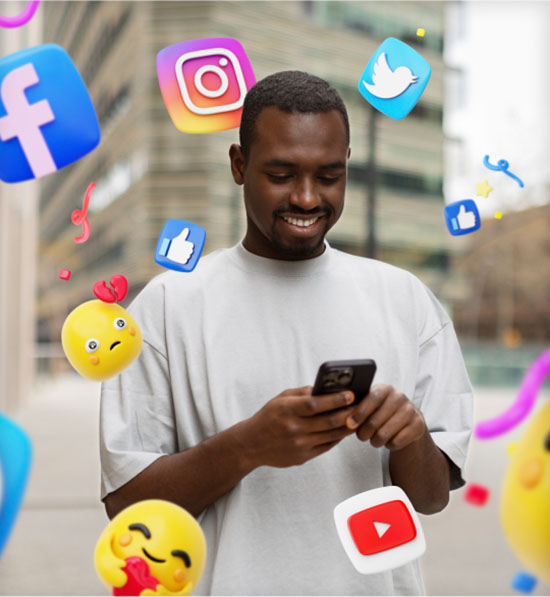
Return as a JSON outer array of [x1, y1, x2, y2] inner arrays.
[[0, 373, 548, 596]]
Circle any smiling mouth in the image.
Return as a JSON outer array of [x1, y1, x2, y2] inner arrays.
[[110, 341, 121, 351], [142, 547, 166, 563], [281, 215, 322, 228]]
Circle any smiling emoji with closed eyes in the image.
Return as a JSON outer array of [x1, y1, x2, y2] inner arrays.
[[94, 500, 207, 596]]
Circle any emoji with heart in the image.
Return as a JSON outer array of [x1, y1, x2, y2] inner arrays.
[[61, 275, 142, 381], [94, 500, 207, 596]]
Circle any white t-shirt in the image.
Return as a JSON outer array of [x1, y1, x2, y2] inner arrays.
[[100, 242, 473, 596]]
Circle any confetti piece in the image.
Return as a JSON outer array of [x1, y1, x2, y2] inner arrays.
[[463, 483, 490, 506], [495, 211, 503, 219], [475, 348, 550, 439], [511, 571, 537, 593], [71, 182, 95, 244], [59, 269, 71, 280], [0, 0, 40, 28], [476, 180, 493, 198], [416, 28, 425, 37]]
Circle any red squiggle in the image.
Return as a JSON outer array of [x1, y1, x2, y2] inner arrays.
[[72, 182, 95, 243]]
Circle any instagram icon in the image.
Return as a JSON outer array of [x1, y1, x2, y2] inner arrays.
[[156, 38, 256, 133]]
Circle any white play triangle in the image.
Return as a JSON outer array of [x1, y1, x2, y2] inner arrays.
[[373, 520, 391, 538]]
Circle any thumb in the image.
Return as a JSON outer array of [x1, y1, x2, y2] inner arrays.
[[177, 227, 190, 241], [458, 204, 467, 214]]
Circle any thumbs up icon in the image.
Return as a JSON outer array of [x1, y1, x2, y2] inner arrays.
[[166, 226, 194, 264], [444, 199, 481, 236], [154, 219, 206, 272], [456, 204, 477, 230]]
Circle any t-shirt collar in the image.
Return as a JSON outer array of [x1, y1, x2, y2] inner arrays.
[[229, 240, 333, 277]]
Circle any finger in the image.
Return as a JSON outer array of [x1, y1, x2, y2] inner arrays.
[[345, 384, 392, 430], [294, 390, 354, 417], [307, 425, 355, 448], [368, 409, 409, 448], [383, 420, 426, 451], [281, 385, 313, 397], [307, 406, 356, 432], [309, 439, 341, 459], [370, 402, 424, 448], [354, 390, 404, 443]]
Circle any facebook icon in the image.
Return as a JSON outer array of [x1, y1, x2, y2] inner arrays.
[[0, 44, 100, 183]]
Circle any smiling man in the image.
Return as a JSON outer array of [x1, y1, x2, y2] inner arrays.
[[100, 71, 473, 596]]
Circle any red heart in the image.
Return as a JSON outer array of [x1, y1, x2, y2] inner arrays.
[[93, 280, 116, 303], [93, 275, 128, 303], [110, 275, 128, 302], [113, 556, 159, 596]]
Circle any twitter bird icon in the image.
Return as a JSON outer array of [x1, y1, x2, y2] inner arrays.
[[358, 38, 431, 120], [362, 53, 418, 99]]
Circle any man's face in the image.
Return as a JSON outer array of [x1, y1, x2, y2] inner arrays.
[[230, 107, 350, 260]]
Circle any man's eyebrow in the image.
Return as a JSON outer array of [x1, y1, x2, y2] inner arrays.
[[318, 161, 347, 170], [128, 523, 151, 538], [262, 159, 346, 170], [171, 549, 192, 567], [263, 159, 296, 168]]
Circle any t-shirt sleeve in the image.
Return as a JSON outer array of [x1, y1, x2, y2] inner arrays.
[[413, 293, 474, 490], [99, 279, 177, 500]]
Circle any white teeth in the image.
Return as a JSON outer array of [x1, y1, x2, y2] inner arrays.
[[283, 216, 319, 227]]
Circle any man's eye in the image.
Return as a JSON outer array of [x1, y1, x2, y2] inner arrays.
[[267, 174, 292, 182], [318, 176, 340, 184]]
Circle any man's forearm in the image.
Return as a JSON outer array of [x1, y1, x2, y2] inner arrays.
[[104, 419, 256, 520], [388, 428, 450, 515]]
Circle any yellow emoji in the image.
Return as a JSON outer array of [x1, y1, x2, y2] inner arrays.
[[500, 402, 550, 581], [94, 500, 207, 596], [61, 300, 142, 381]]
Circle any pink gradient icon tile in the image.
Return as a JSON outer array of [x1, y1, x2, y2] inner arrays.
[[156, 37, 256, 134]]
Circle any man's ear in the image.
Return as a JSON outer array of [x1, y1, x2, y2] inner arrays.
[[229, 144, 245, 185], [347, 147, 351, 160]]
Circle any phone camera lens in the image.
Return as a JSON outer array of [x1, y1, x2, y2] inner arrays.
[[338, 372, 352, 385]]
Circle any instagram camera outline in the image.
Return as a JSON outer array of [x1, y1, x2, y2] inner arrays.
[[175, 47, 248, 115]]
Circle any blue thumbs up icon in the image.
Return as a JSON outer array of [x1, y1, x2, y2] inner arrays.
[[444, 199, 481, 236]]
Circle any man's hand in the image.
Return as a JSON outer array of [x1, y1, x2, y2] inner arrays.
[[345, 384, 427, 450], [241, 385, 356, 468]]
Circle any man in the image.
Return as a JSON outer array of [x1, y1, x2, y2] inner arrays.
[[100, 71, 473, 595]]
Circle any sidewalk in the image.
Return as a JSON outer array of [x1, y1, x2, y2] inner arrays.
[[0, 373, 549, 595], [0, 374, 106, 596]]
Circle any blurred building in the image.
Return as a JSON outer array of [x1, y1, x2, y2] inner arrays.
[[36, 1, 451, 354], [0, 2, 42, 413], [452, 200, 550, 344], [443, 0, 550, 344]]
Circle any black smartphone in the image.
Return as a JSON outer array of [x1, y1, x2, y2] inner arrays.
[[312, 359, 377, 406]]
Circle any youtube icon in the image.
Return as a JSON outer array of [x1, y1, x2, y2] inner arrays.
[[347, 500, 416, 555], [333, 486, 426, 574]]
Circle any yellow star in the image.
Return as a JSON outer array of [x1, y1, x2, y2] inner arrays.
[[476, 180, 493, 198], [416, 28, 425, 37]]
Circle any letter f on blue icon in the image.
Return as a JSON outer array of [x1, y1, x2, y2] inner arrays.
[[0, 413, 32, 557], [0, 44, 100, 183]]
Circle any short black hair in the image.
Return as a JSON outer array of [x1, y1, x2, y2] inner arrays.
[[239, 70, 350, 160]]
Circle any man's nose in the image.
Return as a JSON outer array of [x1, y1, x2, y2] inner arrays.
[[289, 176, 321, 211]]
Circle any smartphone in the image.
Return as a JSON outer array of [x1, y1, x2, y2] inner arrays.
[[312, 359, 377, 406]]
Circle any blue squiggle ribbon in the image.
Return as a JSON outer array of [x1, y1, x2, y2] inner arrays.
[[483, 155, 524, 188]]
